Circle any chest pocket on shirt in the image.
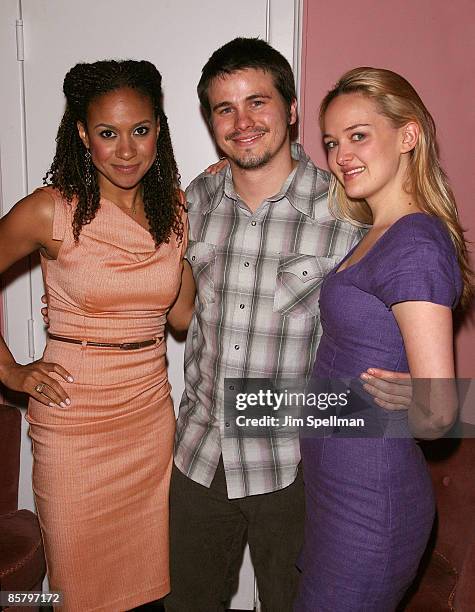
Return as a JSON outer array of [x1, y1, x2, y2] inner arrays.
[[186, 241, 217, 304], [273, 254, 340, 318]]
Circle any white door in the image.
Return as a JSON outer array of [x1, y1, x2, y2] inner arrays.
[[0, 0, 301, 607]]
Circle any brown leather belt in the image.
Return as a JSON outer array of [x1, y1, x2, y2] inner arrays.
[[48, 333, 158, 350]]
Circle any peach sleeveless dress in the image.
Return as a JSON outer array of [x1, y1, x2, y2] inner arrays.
[[27, 187, 187, 611]]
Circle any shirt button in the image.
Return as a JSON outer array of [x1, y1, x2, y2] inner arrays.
[[229, 385, 235, 390], [225, 422, 230, 428], [234, 345, 240, 350], [302, 270, 308, 276], [244, 261, 250, 267], [251, 221, 257, 226], [239, 304, 245, 309], [191, 255, 196, 261]]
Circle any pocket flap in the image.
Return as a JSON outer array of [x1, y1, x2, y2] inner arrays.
[[277, 254, 338, 282], [186, 240, 216, 264]]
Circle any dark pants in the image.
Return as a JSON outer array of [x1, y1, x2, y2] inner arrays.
[[164, 459, 305, 612]]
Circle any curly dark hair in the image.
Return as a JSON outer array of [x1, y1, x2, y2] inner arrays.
[[43, 59, 183, 247]]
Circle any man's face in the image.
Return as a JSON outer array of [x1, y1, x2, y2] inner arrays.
[[207, 68, 297, 171]]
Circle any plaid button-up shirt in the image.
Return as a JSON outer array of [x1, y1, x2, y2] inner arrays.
[[174, 144, 363, 498]]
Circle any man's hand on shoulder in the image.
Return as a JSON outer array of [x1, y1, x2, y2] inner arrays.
[[204, 158, 229, 175]]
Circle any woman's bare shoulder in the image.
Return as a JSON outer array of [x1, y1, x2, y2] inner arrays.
[[13, 188, 55, 222], [0, 188, 56, 250]]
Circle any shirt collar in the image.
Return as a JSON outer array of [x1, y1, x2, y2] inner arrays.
[[207, 143, 329, 219], [285, 143, 330, 218]]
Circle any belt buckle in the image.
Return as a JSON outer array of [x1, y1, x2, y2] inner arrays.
[[119, 342, 141, 350]]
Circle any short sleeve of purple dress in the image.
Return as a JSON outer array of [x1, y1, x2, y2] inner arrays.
[[295, 214, 462, 612], [314, 212, 461, 378]]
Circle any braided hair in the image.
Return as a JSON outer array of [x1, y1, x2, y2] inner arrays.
[[44, 59, 183, 247]]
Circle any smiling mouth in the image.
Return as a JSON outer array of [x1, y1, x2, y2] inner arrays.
[[343, 166, 366, 178], [112, 164, 140, 174], [226, 130, 268, 146]]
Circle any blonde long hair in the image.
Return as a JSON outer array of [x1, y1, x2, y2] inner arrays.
[[320, 67, 473, 309]]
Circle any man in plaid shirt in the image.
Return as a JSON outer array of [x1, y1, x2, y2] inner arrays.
[[165, 38, 409, 611]]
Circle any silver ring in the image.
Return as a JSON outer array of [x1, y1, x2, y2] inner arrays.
[[35, 383, 45, 394]]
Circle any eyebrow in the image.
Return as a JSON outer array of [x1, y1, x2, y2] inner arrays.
[[212, 93, 272, 113], [93, 119, 152, 129], [323, 123, 371, 138]]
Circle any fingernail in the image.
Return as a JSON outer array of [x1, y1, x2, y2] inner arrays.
[[60, 402, 67, 408], [49, 402, 55, 407], [67, 376, 74, 382], [65, 398, 71, 405], [360, 373, 369, 380], [368, 368, 375, 375]]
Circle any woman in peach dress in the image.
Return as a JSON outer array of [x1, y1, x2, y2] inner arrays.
[[0, 60, 194, 611]]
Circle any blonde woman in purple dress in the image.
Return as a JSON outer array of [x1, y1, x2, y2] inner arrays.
[[295, 68, 473, 611]]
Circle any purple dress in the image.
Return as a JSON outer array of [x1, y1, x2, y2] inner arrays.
[[294, 213, 462, 611]]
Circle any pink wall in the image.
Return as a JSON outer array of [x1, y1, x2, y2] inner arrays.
[[300, 0, 475, 376]]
